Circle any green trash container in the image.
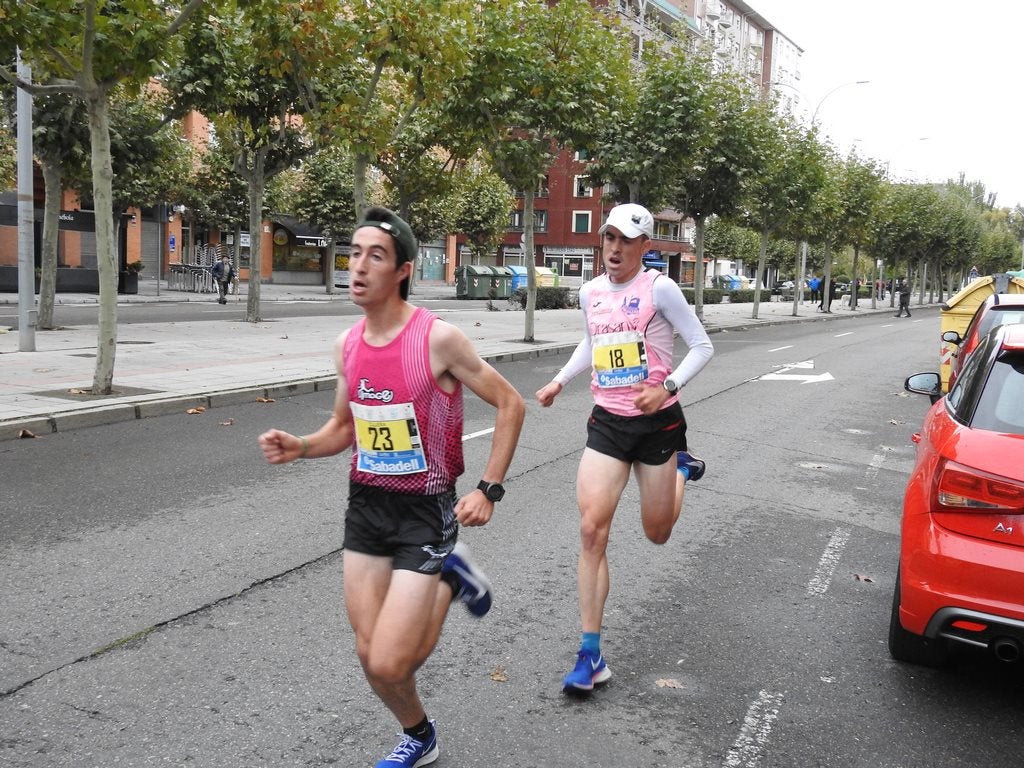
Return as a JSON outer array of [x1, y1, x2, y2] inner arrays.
[[455, 264, 495, 299], [492, 266, 513, 299]]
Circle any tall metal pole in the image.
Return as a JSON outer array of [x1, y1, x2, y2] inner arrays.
[[16, 48, 36, 352]]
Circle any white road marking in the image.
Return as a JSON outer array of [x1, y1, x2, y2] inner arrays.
[[768, 345, 793, 352], [865, 453, 886, 480], [834, 332, 854, 338], [759, 359, 834, 384], [723, 690, 784, 768], [807, 527, 851, 596], [462, 427, 495, 442]]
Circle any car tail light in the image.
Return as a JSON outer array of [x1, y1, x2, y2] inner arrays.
[[935, 459, 1024, 512]]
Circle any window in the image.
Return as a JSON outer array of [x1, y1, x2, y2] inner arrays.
[[534, 210, 548, 232], [574, 149, 590, 162], [572, 211, 591, 234], [574, 175, 593, 198], [509, 210, 548, 233]]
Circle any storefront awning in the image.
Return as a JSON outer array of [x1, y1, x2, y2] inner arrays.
[[273, 215, 327, 248]]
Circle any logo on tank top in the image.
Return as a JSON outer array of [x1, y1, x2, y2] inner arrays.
[[356, 378, 394, 403], [621, 295, 642, 315]]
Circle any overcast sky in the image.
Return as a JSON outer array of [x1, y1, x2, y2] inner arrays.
[[751, 0, 1023, 209]]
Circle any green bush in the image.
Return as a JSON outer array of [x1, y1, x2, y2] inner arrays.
[[680, 287, 723, 305], [510, 286, 576, 309], [729, 289, 760, 303]]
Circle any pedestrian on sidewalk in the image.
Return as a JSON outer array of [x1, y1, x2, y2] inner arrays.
[[809, 275, 820, 305], [895, 278, 912, 317], [211, 253, 235, 304], [535, 203, 714, 695], [258, 207, 525, 768]]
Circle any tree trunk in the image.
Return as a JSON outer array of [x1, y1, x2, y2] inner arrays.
[[751, 227, 769, 320], [37, 158, 61, 330], [245, 152, 266, 323], [325, 239, 337, 295], [822, 242, 833, 311], [86, 88, 118, 395], [353, 152, 370, 221], [792, 241, 807, 317], [522, 188, 536, 342], [692, 215, 706, 321], [849, 244, 860, 310]]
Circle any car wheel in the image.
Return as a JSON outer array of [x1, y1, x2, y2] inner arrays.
[[888, 567, 950, 667]]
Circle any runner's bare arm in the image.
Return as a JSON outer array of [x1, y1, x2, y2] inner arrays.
[[431, 321, 525, 525], [258, 330, 355, 464]]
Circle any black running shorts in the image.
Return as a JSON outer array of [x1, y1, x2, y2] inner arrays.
[[343, 483, 458, 574], [585, 402, 687, 465]]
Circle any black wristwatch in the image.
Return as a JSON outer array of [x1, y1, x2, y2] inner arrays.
[[477, 480, 505, 502], [662, 378, 679, 394]]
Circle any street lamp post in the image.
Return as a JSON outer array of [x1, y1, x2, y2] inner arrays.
[[811, 80, 871, 125]]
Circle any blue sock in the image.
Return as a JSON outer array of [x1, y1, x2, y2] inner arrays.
[[581, 632, 601, 654], [676, 452, 691, 480]]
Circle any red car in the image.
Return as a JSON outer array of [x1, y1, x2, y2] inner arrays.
[[942, 292, 1024, 390], [890, 323, 1024, 666]]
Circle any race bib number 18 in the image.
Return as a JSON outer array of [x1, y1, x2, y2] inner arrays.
[[593, 331, 648, 388], [351, 402, 427, 474]]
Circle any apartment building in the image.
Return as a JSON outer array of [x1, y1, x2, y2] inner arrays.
[[467, 0, 800, 288]]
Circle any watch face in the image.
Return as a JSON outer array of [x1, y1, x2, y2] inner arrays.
[[663, 379, 678, 393], [481, 482, 505, 502]]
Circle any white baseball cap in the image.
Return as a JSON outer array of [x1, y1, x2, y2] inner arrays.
[[599, 203, 654, 239]]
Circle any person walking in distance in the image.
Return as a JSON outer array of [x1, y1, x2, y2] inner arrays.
[[211, 252, 235, 305], [259, 208, 525, 767], [895, 277, 912, 317], [535, 203, 714, 694]]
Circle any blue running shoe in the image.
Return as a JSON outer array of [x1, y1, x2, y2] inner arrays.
[[676, 450, 706, 482], [375, 721, 439, 768], [562, 648, 611, 692], [442, 542, 493, 618]]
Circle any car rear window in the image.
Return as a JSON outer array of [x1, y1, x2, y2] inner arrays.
[[970, 354, 1024, 435], [979, 308, 1024, 337]]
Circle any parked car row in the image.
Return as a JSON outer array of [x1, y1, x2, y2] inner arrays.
[[891, 293, 1024, 668]]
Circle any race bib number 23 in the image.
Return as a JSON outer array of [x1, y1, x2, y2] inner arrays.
[[351, 402, 427, 474]]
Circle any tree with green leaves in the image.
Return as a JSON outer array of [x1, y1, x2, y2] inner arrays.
[[450, 159, 514, 265], [0, 0, 206, 393], [837, 153, 885, 310], [290, 145, 358, 294], [26, 92, 90, 330], [448, 0, 630, 340], [322, 0, 480, 219], [170, 2, 337, 321], [807, 148, 852, 311], [667, 53, 770, 320], [585, 45, 707, 211], [739, 109, 826, 318]]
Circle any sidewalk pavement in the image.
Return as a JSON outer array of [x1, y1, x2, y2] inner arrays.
[[0, 279, 933, 441]]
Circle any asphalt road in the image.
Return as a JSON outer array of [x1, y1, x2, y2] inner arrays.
[[3, 314, 1023, 767]]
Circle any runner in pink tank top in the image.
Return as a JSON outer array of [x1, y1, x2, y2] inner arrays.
[[259, 208, 524, 767], [536, 203, 714, 694]]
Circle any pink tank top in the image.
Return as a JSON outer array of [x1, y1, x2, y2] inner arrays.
[[585, 269, 672, 416], [344, 307, 464, 494]]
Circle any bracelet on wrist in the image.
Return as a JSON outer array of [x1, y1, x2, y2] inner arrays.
[[299, 436, 310, 458]]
